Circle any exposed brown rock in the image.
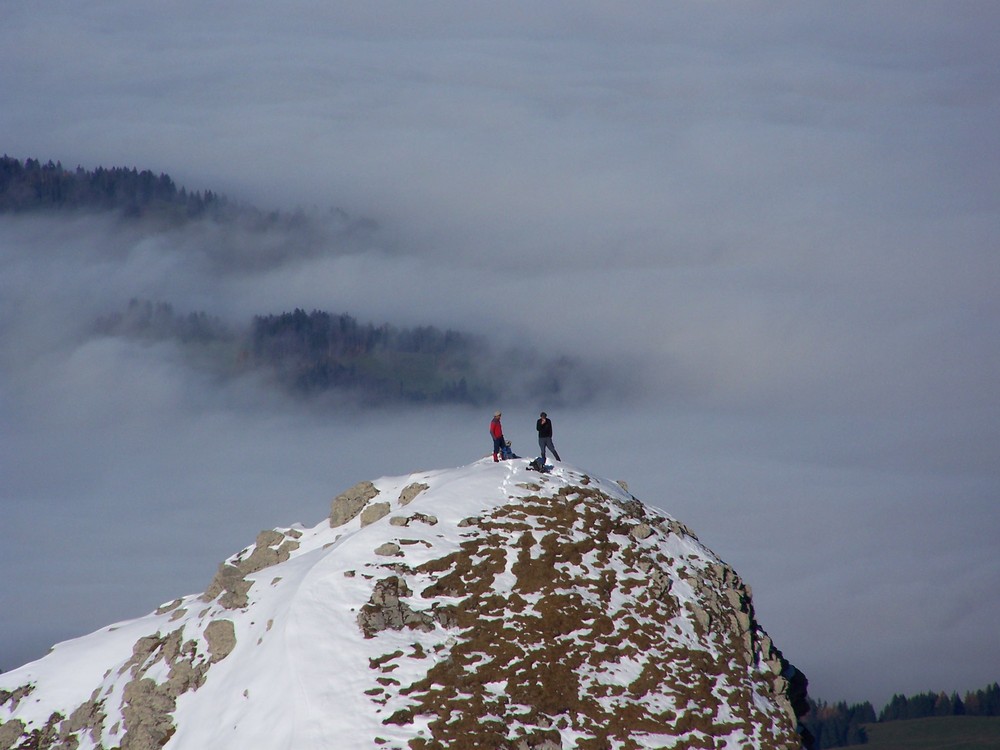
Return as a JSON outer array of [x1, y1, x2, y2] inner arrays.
[[204, 619, 237, 663], [201, 563, 253, 609], [199, 528, 302, 610], [0, 719, 26, 750], [121, 677, 176, 750], [330, 481, 380, 527], [357, 576, 434, 638], [360, 501, 391, 527], [365, 484, 803, 749], [0, 685, 33, 713], [397, 482, 429, 507]]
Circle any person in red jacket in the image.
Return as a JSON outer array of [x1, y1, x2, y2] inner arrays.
[[490, 411, 505, 462]]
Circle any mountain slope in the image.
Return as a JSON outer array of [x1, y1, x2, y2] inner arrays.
[[0, 460, 809, 749]]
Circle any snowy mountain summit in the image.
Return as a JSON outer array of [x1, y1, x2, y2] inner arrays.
[[1, 459, 811, 749]]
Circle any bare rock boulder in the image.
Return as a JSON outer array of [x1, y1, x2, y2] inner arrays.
[[397, 482, 429, 507], [330, 481, 380, 527], [204, 619, 237, 663], [360, 502, 391, 527]]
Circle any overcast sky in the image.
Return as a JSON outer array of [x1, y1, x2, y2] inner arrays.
[[2, 1, 999, 708]]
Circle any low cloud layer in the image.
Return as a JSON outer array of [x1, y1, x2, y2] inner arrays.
[[2, 1, 999, 708]]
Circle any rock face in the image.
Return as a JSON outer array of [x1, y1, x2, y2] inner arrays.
[[368, 482, 805, 749], [0, 460, 810, 750], [330, 480, 380, 527]]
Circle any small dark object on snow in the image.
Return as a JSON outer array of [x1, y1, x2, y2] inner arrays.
[[528, 458, 552, 473]]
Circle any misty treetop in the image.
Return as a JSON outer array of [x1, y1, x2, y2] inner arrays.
[[96, 299, 234, 345], [247, 308, 597, 406], [249, 308, 491, 404], [0, 155, 223, 220], [95, 300, 589, 407], [1, 154, 393, 280], [0, 154, 375, 244], [9, 154, 602, 407]]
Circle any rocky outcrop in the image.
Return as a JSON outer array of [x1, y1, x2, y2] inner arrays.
[[0, 714, 60, 750], [204, 619, 237, 663], [0, 463, 810, 750], [389, 512, 438, 527], [201, 528, 301, 609], [360, 501, 391, 527], [201, 562, 254, 609], [363, 480, 808, 749], [357, 576, 435, 638], [0, 616, 239, 749], [121, 677, 177, 750], [330, 480, 380, 527], [0, 719, 26, 750], [234, 530, 301, 575], [113, 629, 217, 749], [397, 482, 429, 506], [0, 687, 32, 713]]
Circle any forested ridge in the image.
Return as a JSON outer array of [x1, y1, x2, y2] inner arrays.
[[95, 299, 583, 406], [3, 154, 590, 405], [250, 308, 488, 403], [804, 681, 1000, 747], [0, 154, 226, 220], [0, 154, 363, 243]]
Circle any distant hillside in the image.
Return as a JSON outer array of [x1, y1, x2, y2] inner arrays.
[[95, 299, 596, 407], [0, 155, 226, 221], [248, 308, 490, 404], [3, 155, 604, 407], [0, 155, 376, 270], [94, 301, 495, 405], [805, 683, 1000, 748], [845, 716, 1000, 749]]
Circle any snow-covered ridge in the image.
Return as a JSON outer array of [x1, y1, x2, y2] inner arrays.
[[0, 459, 809, 750]]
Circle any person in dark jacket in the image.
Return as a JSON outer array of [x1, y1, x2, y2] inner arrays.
[[490, 411, 505, 462], [536, 411, 561, 463]]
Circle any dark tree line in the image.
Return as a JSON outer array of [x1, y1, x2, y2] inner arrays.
[[0, 155, 224, 219], [803, 682, 1000, 747], [252, 308, 469, 359], [3, 153, 588, 406], [802, 700, 875, 748], [95, 299, 591, 407], [1, 154, 381, 271], [249, 308, 489, 403], [92, 301, 504, 405], [878, 682, 1000, 722], [93, 301, 590, 406]]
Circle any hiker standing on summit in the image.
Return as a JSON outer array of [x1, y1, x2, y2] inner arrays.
[[536, 411, 561, 463], [490, 411, 505, 462]]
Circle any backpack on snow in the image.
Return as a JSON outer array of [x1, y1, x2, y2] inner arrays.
[[528, 457, 552, 473]]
